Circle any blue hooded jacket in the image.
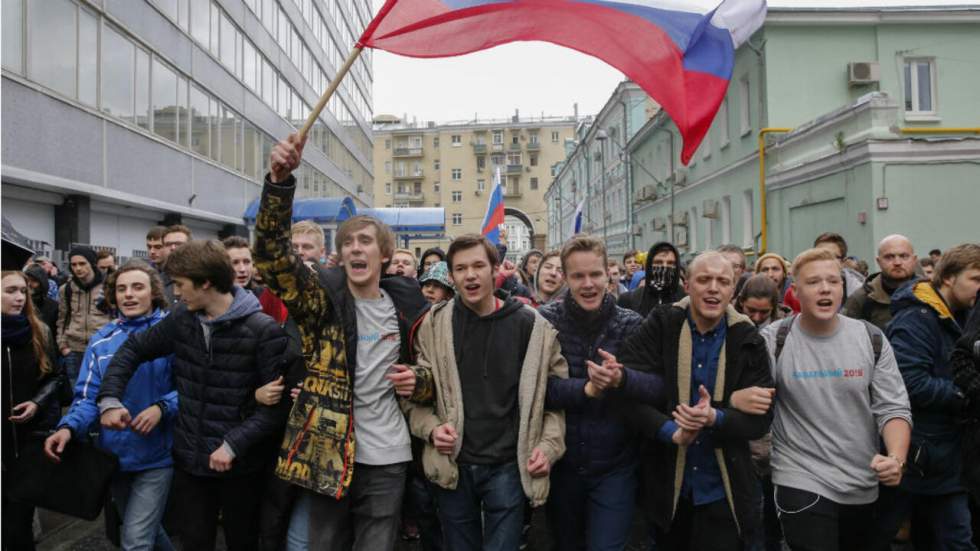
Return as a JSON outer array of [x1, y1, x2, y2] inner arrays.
[[58, 309, 177, 473], [888, 281, 965, 495]]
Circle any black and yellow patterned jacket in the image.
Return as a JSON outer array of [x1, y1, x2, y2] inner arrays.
[[254, 174, 433, 499]]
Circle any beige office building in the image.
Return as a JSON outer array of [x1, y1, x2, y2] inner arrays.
[[373, 115, 578, 262]]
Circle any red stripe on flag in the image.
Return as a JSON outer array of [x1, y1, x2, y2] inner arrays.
[[359, 0, 728, 164]]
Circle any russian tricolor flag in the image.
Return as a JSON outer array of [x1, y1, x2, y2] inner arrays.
[[481, 167, 506, 244], [358, 0, 766, 165]]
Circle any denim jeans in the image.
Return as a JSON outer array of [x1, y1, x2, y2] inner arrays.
[[285, 491, 310, 551], [546, 460, 637, 551], [109, 467, 175, 551], [746, 475, 782, 551], [62, 351, 83, 388], [434, 461, 524, 551], [873, 487, 976, 551]]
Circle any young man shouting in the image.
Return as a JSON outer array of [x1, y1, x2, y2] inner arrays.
[[618, 251, 773, 551], [254, 133, 430, 550], [404, 233, 567, 551], [759, 248, 911, 551]]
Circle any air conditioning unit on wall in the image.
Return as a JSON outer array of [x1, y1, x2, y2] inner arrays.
[[848, 62, 880, 86]]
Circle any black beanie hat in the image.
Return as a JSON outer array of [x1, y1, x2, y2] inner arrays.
[[68, 246, 99, 269]]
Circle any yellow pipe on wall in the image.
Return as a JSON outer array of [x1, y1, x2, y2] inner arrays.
[[900, 127, 980, 134], [758, 128, 792, 255]]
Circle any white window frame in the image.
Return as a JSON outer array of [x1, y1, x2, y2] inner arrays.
[[718, 98, 730, 148], [452, 213, 463, 225], [452, 191, 462, 203], [903, 57, 939, 120], [741, 190, 754, 248], [451, 168, 462, 181], [739, 77, 751, 136], [385, 182, 391, 195], [477, 179, 486, 192], [451, 134, 462, 146]]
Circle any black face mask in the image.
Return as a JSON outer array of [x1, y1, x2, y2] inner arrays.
[[649, 265, 678, 291]]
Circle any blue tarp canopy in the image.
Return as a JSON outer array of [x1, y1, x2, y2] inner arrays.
[[243, 196, 357, 225], [360, 208, 445, 234]]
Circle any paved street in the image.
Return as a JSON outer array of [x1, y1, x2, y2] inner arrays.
[[35, 506, 655, 551]]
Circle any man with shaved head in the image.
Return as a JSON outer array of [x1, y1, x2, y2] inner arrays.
[[844, 234, 919, 330], [617, 251, 773, 550]]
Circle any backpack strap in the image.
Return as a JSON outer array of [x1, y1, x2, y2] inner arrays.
[[775, 315, 797, 362], [860, 320, 884, 365]]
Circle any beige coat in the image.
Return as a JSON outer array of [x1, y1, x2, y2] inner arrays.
[[56, 279, 110, 353], [404, 299, 568, 507]]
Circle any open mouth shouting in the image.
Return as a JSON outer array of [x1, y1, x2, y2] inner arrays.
[[348, 259, 369, 276]]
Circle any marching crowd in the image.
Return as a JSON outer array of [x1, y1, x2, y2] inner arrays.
[[2, 132, 979, 551]]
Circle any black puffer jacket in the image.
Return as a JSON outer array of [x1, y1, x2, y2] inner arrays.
[[617, 241, 686, 318], [99, 288, 297, 477], [541, 295, 663, 475]]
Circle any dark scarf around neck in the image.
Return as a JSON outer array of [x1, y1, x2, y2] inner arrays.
[[2, 314, 32, 346]]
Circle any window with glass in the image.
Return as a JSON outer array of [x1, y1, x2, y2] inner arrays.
[[530, 177, 538, 190], [2, 0, 24, 73], [102, 26, 135, 121], [452, 191, 462, 202], [452, 213, 463, 225], [904, 58, 936, 114], [739, 77, 751, 135], [78, 8, 98, 107], [492, 131, 503, 144], [28, 0, 77, 99], [189, 85, 210, 158], [451, 168, 462, 180], [151, 59, 178, 143]]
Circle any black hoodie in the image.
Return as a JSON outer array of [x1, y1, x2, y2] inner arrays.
[[617, 241, 686, 318], [417, 247, 446, 278], [24, 264, 59, 337], [452, 295, 535, 464]]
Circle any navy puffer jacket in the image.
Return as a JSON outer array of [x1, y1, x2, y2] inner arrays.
[[541, 294, 663, 475], [888, 281, 966, 495]]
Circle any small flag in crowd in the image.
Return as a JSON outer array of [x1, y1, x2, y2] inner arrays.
[[572, 199, 585, 236], [356, 0, 767, 164], [481, 166, 506, 245]]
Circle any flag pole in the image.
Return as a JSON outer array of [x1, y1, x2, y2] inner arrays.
[[299, 46, 364, 139]]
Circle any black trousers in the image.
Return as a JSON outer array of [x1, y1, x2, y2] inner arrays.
[[775, 485, 873, 551], [654, 497, 742, 551], [173, 468, 264, 551]]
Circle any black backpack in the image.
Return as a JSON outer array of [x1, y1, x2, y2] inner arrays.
[[774, 314, 883, 364]]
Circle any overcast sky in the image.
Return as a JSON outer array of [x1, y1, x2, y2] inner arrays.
[[371, 0, 977, 123]]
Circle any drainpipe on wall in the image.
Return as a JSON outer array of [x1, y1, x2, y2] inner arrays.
[[758, 127, 792, 255]]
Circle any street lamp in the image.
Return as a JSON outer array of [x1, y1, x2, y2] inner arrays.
[[595, 129, 609, 243]]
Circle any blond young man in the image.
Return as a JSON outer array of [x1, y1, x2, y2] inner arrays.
[[760, 248, 911, 551]]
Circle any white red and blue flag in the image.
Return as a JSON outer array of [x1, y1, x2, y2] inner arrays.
[[571, 199, 585, 236], [357, 0, 767, 164], [481, 167, 506, 244]]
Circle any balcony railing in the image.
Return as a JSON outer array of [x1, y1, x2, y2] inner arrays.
[[472, 143, 487, 154], [508, 142, 522, 151], [393, 169, 424, 179], [394, 191, 426, 203], [526, 142, 541, 151], [506, 164, 523, 174], [503, 184, 522, 198], [393, 147, 423, 158]]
